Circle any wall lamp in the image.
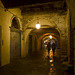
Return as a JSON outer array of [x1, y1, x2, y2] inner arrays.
[[36, 17, 40, 29], [49, 35, 52, 39]]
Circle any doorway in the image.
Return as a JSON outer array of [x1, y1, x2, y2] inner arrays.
[[10, 28, 21, 61], [10, 17, 21, 61]]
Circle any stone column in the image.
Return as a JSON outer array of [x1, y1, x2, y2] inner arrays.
[[32, 34, 36, 52], [60, 35, 67, 61], [35, 33, 37, 52], [66, 9, 70, 63], [21, 31, 24, 58], [69, 11, 74, 65], [66, 0, 75, 67]]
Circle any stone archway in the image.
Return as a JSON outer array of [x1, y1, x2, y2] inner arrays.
[[11, 17, 20, 29], [42, 35, 58, 49], [10, 17, 21, 61], [36, 28, 60, 50], [41, 33, 60, 49], [28, 28, 60, 54]]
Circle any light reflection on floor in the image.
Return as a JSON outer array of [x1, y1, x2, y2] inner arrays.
[[48, 49, 56, 75], [49, 49, 53, 58], [0, 48, 73, 75], [43, 48, 54, 59]]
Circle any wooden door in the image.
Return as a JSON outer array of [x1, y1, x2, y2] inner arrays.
[[10, 30, 21, 61]]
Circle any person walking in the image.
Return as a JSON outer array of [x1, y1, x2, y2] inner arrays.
[[52, 43, 56, 56], [47, 41, 51, 56]]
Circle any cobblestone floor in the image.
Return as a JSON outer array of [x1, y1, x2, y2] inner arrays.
[[0, 49, 74, 75]]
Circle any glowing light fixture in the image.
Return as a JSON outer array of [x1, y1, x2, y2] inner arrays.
[[49, 60, 53, 63], [36, 23, 40, 29], [49, 35, 52, 39], [36, 17, 40, 29]]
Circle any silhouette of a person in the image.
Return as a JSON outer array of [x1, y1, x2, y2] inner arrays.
[[52, 43, 56, 55], [47, 41, 51, 56]]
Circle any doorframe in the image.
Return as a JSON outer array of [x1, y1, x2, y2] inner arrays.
[[10, 27, 21, 61]]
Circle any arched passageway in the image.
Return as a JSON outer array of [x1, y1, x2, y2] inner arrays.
[[42, 35, 61, 58], [28, 28, 60, 57], [10, 17, 21, 61], [42, 36, 57, 49], [0, 0, 74, 74]]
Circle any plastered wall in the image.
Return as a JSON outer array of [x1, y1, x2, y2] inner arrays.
[[0, 1, 22, 66]]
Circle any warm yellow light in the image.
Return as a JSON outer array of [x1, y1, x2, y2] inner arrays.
[[36, 24, 40, 29], [51, 64, 54, 66], [49, 60, 53, 62], [49, 35, 52, 39]]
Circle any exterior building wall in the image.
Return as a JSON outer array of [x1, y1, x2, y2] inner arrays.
[[0, 1, 22, 66]]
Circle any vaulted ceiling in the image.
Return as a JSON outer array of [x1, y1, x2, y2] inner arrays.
[[1, 0, 65, 8]]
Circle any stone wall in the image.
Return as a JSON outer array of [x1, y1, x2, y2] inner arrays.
[[22, 9, 69, 59], [66, 0, 75, 66]]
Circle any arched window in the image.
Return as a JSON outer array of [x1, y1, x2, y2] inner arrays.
[[11, 17, 20, 29]]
